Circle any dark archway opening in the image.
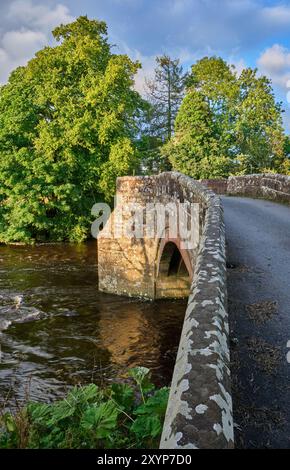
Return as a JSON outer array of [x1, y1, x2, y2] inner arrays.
[[156, 242, 191, 299], [168, 245, 182, 275]]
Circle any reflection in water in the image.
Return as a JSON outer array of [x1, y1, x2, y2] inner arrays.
[[0, 241, 186, 407], [99, 305, 159, 366]]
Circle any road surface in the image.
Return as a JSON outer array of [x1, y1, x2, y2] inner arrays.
[[223, 196, 290, 449]]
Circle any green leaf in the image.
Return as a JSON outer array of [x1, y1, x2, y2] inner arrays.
[[0, 371, 168, 449], [27, 403, 52, 426], [80, 401, 119, 439], [67, 384, 102, 404], [46, 399, 76, 426], [134, 387, 169, 418], [110, 383, 134, 412], [131, 415, 162, 439]]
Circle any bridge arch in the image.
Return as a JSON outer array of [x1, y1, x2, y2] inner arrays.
[[155, 236, 193, 299]]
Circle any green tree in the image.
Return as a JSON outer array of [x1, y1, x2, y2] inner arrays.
[[282, 136, 290, 174], [165, 56, 287, 178], [145, 55, 186, 170], [234, 68, 285, 174], [0, 16, 142, 243], [135, 103, 165, 175]]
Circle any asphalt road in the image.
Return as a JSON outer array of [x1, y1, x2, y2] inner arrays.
[[223, 196, 290, 449]]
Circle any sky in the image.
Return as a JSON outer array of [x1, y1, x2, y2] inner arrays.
[[1, 0, 290, 129]]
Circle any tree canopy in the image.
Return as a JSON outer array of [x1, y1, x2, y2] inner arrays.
[[164, 57, 288, 179], [0, 16, 142, 243]]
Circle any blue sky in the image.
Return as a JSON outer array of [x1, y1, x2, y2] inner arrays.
[[1, 0, 290, 129]]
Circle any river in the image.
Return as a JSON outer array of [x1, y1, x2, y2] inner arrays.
[[0, 241, 186, 408]]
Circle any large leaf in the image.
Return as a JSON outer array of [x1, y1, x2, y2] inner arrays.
[[110, 383, 134, 412], [80, 401, 119, 439], [67, 384, 102, 404], [46, 399, 76, 426], [131, 415, 162, 439], [134, 387, 169, 418], [27, 403, 53, 426]]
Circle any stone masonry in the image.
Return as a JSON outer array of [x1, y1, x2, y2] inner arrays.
[[227, 173, 290, 204], [98, 173, 206, 299]]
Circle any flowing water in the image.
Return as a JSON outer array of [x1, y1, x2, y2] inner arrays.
[[0, 241, 186, 408]]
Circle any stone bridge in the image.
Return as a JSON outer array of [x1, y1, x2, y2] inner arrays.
[[97, 172, 290, 449], [98, 173, 206, 300]]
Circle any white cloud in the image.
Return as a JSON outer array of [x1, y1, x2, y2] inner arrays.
[[134, 54, 156, 95], [0, 0, 73, 84], [7, 1, 73, 32], [2, 29, 46, 60], [262, 5, 290, 26], [257, 44, 290, 131], [258, 44, 290, 89]]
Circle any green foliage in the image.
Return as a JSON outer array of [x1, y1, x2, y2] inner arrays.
[[0, 16, 143, 243], [284, 135, 290, 158], [146, 55, 186, 141], [143, 55, 187, 172], [129, 366, 154, 391], [135, 104, 167, 175], [135, 387, 170, 418], [165, 56, 288, 179], [0, 368, 169, 449], [136, 134, 165, 174], [129, 386, 169, 444], [282, 136, 290, 175], [81, 401, 119, 439], [131, 415, 162, 441], [98, 138, 137, 202], [110, 383, 135, 411]]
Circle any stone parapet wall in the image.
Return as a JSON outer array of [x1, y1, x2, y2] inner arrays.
[[228, 173, 290, 204], [160, 175, 234, 449], [200, 178, 228, 195]]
